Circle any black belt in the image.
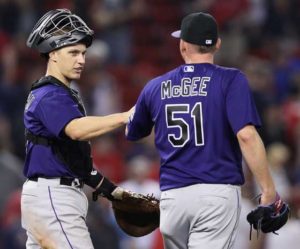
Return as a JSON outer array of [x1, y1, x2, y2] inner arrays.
[[28, 176, 84, 188]]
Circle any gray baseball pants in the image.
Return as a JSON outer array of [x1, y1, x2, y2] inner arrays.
[[160, 183, 241, 249], [21, 178, 94, 249]]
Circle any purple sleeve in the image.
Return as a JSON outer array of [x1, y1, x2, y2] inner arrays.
[[36, 90, 83, 137], [226, 72, 261, 134], [126, 88, 154, 141]]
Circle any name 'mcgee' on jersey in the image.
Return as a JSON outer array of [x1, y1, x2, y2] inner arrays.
[[161, 77, 210, 99]]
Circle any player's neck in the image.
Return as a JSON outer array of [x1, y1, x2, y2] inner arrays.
[[45, 67, 71, 87], [184, 53, 214, 64]]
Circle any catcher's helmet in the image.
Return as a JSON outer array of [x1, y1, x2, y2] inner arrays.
[[27, 9, 94, 53]]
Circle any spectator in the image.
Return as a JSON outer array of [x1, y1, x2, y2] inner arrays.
[[89, 0, 146, 64]]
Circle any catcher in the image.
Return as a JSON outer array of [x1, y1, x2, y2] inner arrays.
[[22, 8, 158, 249]]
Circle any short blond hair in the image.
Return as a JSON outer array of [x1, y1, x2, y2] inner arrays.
[[198, 44, 217, 54]]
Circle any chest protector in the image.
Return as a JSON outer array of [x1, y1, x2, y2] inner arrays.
[[25, 76, 93, 178]]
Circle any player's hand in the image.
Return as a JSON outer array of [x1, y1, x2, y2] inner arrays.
[[246, 192, 289, 238], [128, 106, 135, 121], [123, 106, 135, 125], [111, 186, 126, 200]]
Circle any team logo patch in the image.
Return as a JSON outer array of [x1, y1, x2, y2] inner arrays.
[[184, 65, 194, 72]]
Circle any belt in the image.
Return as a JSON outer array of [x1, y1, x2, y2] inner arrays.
[[28, 176, 84, 188]]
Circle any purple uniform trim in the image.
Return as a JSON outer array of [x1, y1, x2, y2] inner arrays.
[[48, 186, 74, 249], [127, 63, 261, 191]]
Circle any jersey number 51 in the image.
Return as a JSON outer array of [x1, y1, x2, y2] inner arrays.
[[165, 102, 204, 147]]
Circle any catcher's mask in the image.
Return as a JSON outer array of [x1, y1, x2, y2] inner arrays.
[[27, 9, 94, 54]]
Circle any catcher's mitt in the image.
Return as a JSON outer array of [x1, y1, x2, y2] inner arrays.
[[246, 194, 290, 239], [111, 190, 160, 237]]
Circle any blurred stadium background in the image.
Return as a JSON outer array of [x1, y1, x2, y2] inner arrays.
[[0, 0, 300, 248]]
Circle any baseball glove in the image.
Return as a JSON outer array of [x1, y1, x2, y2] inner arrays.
[[246, 194, 290, 239], [111, 190, 160, 237]]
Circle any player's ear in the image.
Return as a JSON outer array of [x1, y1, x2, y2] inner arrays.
[[216, 38, 221, 51], [48, 51, 57, 63], [180, 39, 186, 52], [179, 40, 187, 60]]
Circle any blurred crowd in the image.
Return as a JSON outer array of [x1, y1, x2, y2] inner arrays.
[[0, 0, 300, 248]]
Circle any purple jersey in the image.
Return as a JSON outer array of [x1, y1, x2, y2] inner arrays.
[[126, 63, 261, 191], [23, 84, 83, 178]]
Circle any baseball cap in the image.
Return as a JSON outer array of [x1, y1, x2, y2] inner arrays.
[[171, 12, 218, 46]]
